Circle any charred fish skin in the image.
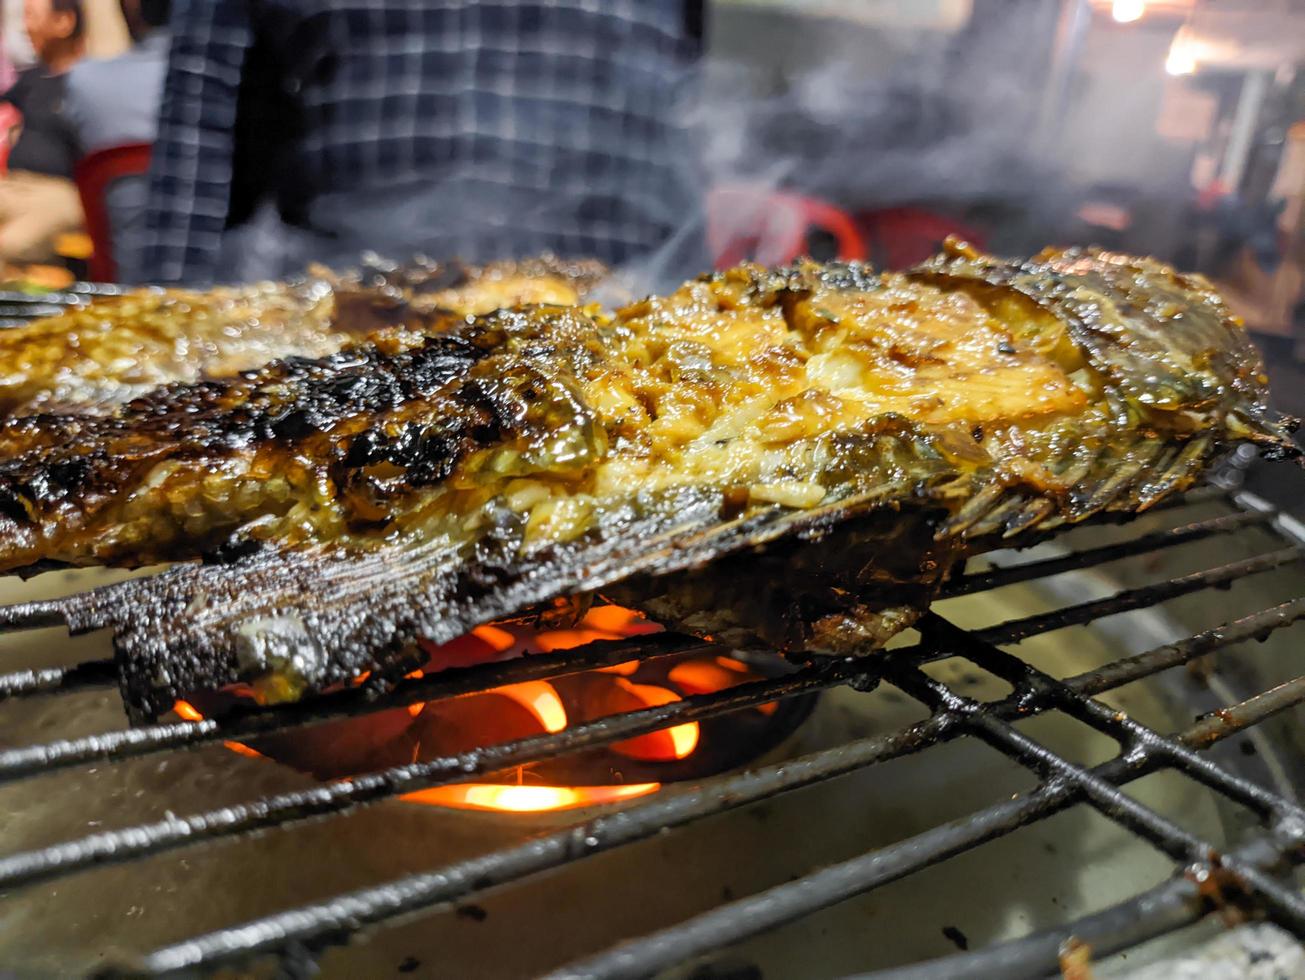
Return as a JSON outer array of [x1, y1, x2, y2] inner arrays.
[[0, 248, 1290, 720], [0, 312, 587, 572], [0, 256, 605, 420]]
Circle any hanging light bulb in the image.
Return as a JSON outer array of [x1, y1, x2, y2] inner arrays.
[[1112, 0, 1146, 23]]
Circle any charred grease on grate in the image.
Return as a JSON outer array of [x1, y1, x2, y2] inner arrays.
[[1, 488, 1304, 977]]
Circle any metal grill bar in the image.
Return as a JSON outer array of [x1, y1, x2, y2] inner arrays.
[[6, 546, 1292, 789], [0, 540, 1285, 944], [974, 547, 1302, 645], [543, 647, 1305, 980], [0, 658, 855, 892], [3, 488, 1304, 979], [942, 510, 1272, 597], [0, 303, 77, 323], [924, 616, 1301, 823], [0, 634, 711, 782], [1183, 675, 1305, 747], [1063, 597, 1305, 696], [0, 599, 69, 632], [132, 717, 963, 974], [0, 285, 125, 328], [0, 285, 124, 305], [0, 659, 118, 701], [119, 594, 1305, 977], [0, 290, 84, 306], [851, 835, 1297, 980]]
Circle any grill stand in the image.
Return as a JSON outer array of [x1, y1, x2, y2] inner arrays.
[[0, 488, 1300, 977]]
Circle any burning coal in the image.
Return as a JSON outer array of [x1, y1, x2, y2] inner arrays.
[[175, 605, 806, 814]]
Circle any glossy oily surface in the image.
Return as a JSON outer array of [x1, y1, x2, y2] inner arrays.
[[0, 245, 1291, 718], [0, 257, 604, 417]]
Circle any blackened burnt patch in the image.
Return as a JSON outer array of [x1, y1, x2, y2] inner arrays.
[[0, 331, 495, 544]]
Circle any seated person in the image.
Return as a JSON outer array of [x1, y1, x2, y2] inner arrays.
[[0, 0, 85, 264], [65, 0, 167, 281]]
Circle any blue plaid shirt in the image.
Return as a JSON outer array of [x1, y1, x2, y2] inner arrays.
[[143, 1, 703, 284]]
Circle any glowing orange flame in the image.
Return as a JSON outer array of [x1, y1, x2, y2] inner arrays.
[[173, 700, 204, 722], [175, 700, 267, 759], [472, 624, 517, 651], [174, 607, 775, 815], [669, 656, 778, 716], [489, 680, 567, 734], [401, 782, 659, 812], [597, 659, 640, 676], [588, 678, 700, 762]]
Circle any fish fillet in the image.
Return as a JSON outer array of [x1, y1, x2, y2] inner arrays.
[[0, 244, 1292, 719], [0, 256, 604, 417]]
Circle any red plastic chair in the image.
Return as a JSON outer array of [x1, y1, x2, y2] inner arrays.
[[0, 103, 21, 174], [708, 183, 867, 268], [73, 142, 152, 282], [855, 207, 986, 270]]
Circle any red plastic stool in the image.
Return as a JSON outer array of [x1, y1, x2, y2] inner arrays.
[[73, 142, 152, 282], [855, 206, 986, 270], [708, 183, 867, 268]]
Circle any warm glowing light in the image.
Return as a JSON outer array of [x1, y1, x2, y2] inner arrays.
[[471, 624, 516, 652], [418, 626, 517, 669], [668, 658, 778, 716], [223, 740, 265, 760], [669, 660, 742, 694], [402, 782, 660, 812], [490, 681, 568, 733], [607, 680, 700, 761], [172, 700, 204, 722], [668, 721, 698, 759], [1166, 42, 1196, 75], [534, 604, 660, 652], [1111, 0, 1144, 23], [583, 605, 658, 635], [184, 606, 782, 816], [597, 660, 640, 676], [1165, 26, 1197, 75], [175, 702, 265, 758], [534, 628, 624, 652]]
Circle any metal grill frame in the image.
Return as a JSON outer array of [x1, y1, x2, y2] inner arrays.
[[0, 487, 1303, 979]]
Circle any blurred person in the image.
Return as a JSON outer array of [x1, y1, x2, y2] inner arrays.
[[67, 0, 166, 152], [0, 0, 85, 262], [143, 1, 706, 285], [0, 0, 30, 170], [2, 0, 36, 77], [79, 0, 129, 56], [65, 0, 168, 281]]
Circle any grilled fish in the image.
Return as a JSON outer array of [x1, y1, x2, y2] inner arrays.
[[0, 243, 1292, 720], [0, 257, 604, 417]]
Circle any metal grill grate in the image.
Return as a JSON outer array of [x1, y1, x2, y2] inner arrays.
[[0, 285, 126, 328], [0, 487, 1303, 978]]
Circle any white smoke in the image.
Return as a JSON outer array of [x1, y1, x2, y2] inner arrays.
[[221, 2, 1206, 295]]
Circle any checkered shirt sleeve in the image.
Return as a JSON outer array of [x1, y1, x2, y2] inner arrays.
[[142, 0, 253, 285]]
